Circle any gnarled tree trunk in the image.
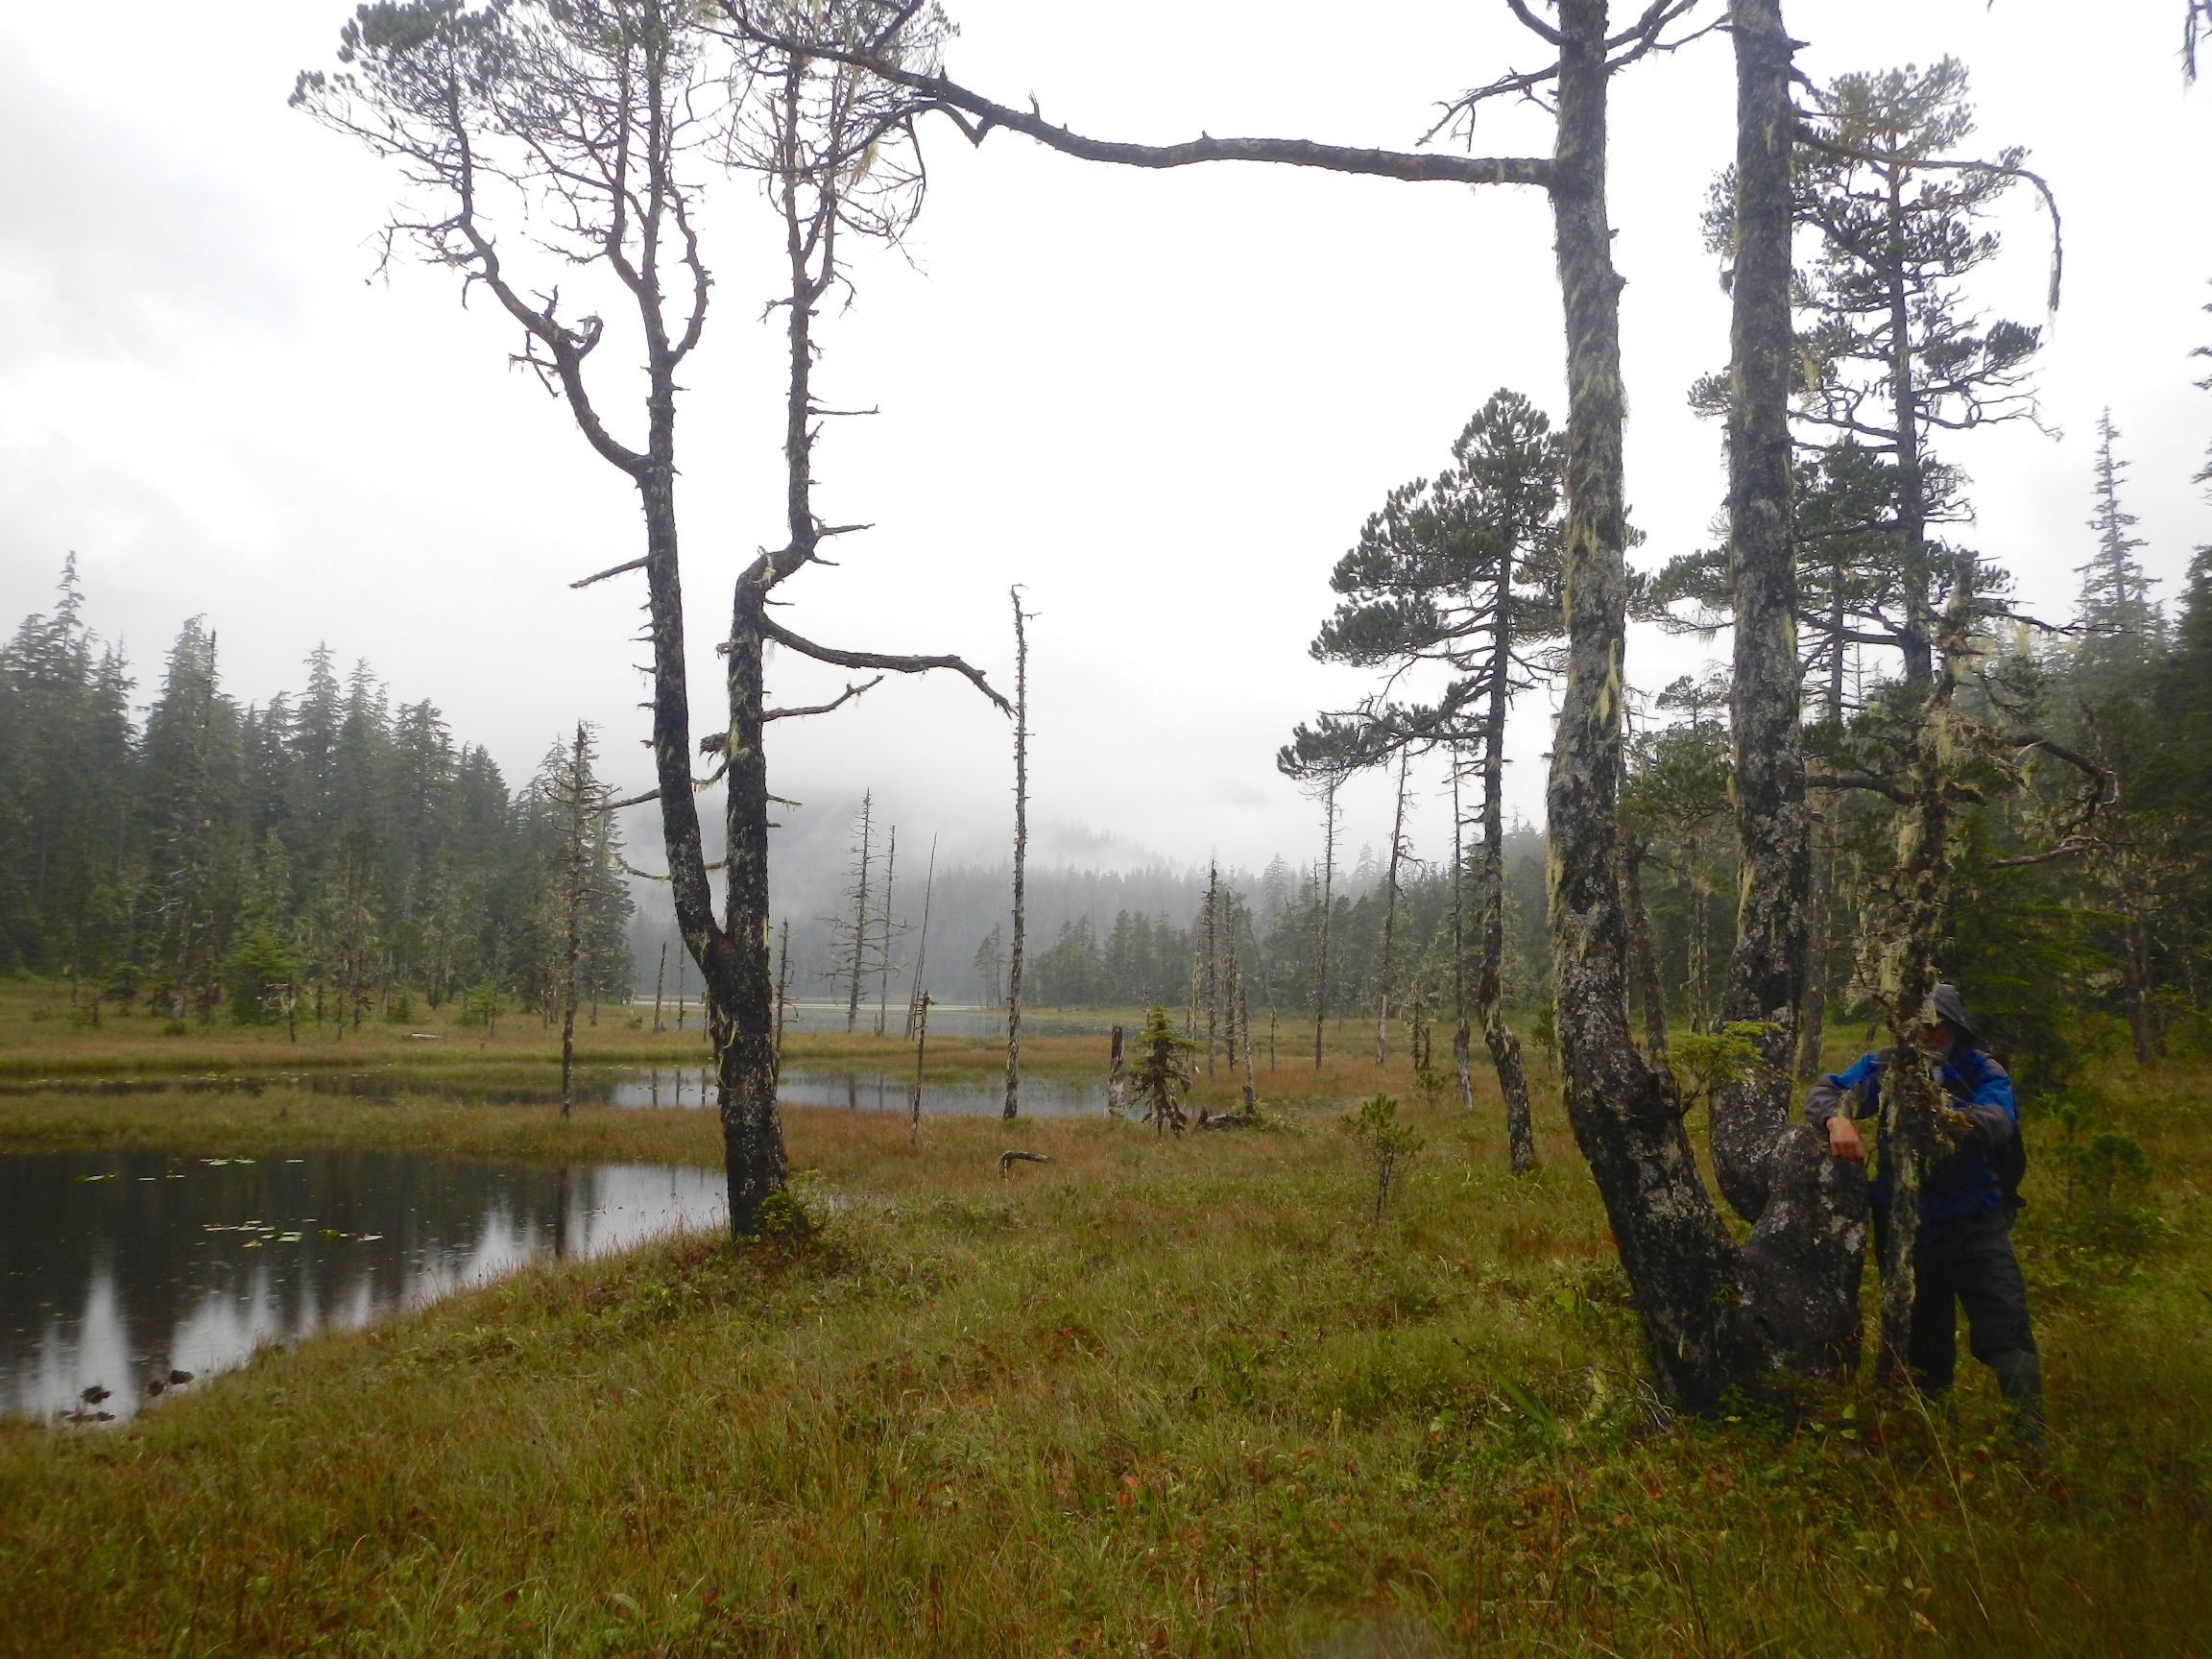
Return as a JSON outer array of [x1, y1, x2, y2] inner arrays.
[[1544, 0, 1756, 1411]]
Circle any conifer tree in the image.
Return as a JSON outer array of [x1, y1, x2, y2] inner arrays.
[[1283, 389, 1562, 1165], [2073, 410, 2164, 700]]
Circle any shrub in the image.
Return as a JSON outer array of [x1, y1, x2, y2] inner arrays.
[[1341, 1092, 1424, 1222]]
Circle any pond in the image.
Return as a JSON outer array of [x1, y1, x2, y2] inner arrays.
[[2, 1065, 1110, 1117], [0, 1150, 723, 1423]]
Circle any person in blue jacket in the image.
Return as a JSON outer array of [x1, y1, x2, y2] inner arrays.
[[1804, 983, 2041, 1427]]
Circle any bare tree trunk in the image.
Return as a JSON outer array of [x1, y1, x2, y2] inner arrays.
[[1797, 590, 1845, 1080], [715, 565, 790, 1235], [1718, 0, 1867, 1382], [1376, 754, 1407, 1067], [1545, 0, 1754, 1410], [1203, 861, 1220, 1079], [1312, 780, 1337, 1070], [875, 825, 897, 1038], [1481, 536, 1535, 1170], [1223, 886, 1242, 1071], [1451, 766, 1475, 1111], [1711, 0, 1814, 1212], [1796, 805, 1836, 1078], [1874, 551, 1977, 1380], [905, 836, 937, 1041], [844, 794, 874, 1034], [1002, 589, 1029, 1121], [909, 991, 930, 1150], [1107, 1022, 1125, 1117]]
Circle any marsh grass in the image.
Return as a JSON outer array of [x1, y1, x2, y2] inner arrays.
[[0, 994, 2206, 1655]]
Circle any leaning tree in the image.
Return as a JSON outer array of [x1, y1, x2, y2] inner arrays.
[[296, 0, 1004, 1237]]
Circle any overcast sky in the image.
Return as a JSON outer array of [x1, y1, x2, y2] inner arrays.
[[3, 0, 2207, 887]]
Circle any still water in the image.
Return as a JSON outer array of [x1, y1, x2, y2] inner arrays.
[[3, 1065, 1110, 1116], [611, 1066, 1107, 1117], [0, 1150, 723, 1422]]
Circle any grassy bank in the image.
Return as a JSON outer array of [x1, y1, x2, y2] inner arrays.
[[1, 1048, 2208, 1656]]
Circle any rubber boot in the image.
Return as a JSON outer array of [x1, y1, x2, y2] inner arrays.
[[1987, 1348, 2043, 1448]]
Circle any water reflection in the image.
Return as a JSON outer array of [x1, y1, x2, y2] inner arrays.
[[5, 1064, 1109, 1116], [0, 1150, 724, 1422], [760, 1001, 1116, 1039], [596, 1066, 1103, 1116]]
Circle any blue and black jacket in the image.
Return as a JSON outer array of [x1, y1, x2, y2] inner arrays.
[[1802, 1046, 2018, 1225]]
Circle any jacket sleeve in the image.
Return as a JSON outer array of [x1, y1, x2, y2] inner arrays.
[[1803, 1052, 1881, 1126], [1949, 1053, 2017, 1145]]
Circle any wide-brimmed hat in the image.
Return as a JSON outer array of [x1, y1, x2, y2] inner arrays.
[[1931, 982, 1978, 1046]]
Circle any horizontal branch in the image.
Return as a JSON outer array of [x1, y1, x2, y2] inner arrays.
[[2008, 731, 2120, 802], [753, 616, 1012, 714], [763, 677, 883, 721], [716, 5, 1551, 188], [570, 557, 648, 590], [1987, 836, 2105, 870], [1805, 771, 1908, 805], [619, 855, 728, 882]]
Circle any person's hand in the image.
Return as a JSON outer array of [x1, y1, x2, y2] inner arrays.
[[1826, 1115, 1864, 1163]]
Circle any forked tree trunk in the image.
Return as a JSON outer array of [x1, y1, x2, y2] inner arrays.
[[1544, 0, 1756, 1409], [1717, 0, 1866, 1382]]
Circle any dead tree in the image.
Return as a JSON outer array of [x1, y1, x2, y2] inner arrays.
[[874, 824, 899, 1037], [1002, 588, 1032, 1121], [1375, 754, 1409, 1067], [831, 794, 877, 1034], [1200, 860, 1221, 1079], [903, 835, 937, 1040], [299, 0, 1003, 1237], [1004, 592, 1035, 1123], [1310, 779, 1340, 1070]]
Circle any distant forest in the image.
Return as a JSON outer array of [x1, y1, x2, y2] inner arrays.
[[10, 523, 2206, 1075], [0, 563, 633, 1027], [641, 828, 1551, 1028]]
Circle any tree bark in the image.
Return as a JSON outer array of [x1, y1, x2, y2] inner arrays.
[[1450, 768, 1476, 1112], [1872, 551, 1976, 1380], [1623, 840, 1670, 1058], [1544, 0, 1755, 1410], [1711, 0, 1866, 1380], [1311, 780, 1337, 1070], [1480, 605, 1534, 1171]]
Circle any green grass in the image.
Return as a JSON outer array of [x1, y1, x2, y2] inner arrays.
[[0, 994, 2206, 1655]]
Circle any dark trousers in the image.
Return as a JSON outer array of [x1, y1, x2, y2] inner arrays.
[[1875, 1209, 2038, 1397]]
